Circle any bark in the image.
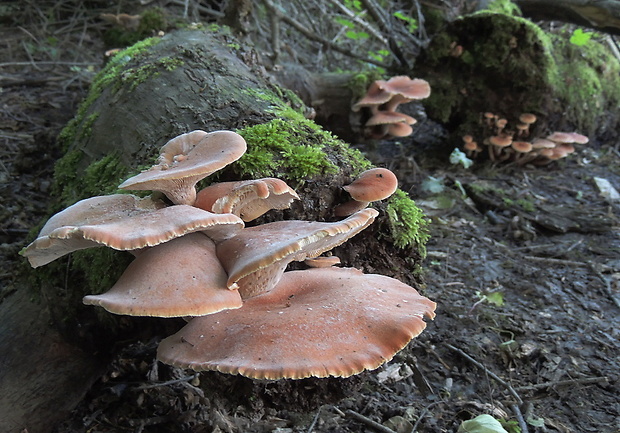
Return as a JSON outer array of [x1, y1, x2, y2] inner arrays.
[[515, 0, 620, 36]]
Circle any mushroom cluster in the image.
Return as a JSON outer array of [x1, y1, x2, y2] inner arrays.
[[353, 76, 431, 140], [22, 129, 436, 380], [463, 112, 588, 165]]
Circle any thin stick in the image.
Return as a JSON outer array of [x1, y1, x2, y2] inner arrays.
[[262, 0, 391, 69], [326, 0, 388, 45], [510, 403, 529, 433], [446, 344, 523, 405], [344, 409, 397, 433], [514, 376, 609, 392], [307, 406, 322, 433], [136, 373, 198, 390]]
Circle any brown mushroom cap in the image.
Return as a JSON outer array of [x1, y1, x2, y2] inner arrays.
[[387, 122, 414, 137], [518, 113, 537, 124], [216, 208, 379, 298], [352, 80, 393, 111], [119, 130, 247, 205], [21, 194, 244, 268], [383, 76, 431, 100], [365, 111, 416, 126], [488, 134, 513, 148], [333, 199, 370, 217], [511, 141, 533, 153], [343, 168, 399, 202], [546, 131, 575, 144], [83, 233, 242, 317], [195, 178, 299, 222], [157, 266, 436, 379], [304, 256, 341, 268], [531, 138, 556, 149]]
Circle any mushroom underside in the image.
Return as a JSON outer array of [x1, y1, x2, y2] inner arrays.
[[83, 233, 242, 317]]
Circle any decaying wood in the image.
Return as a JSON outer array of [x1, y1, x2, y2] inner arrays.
[[516, 0, 620, 36]]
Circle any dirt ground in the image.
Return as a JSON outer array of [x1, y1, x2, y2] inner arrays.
[[1, 3, 619, 433]]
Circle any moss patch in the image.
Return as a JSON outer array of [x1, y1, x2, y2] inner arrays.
[[385, 190, 430, 253], [416, 11, 619, 140], [237, 118, 370, 181]]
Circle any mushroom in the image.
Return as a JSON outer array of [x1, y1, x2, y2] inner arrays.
[[517, 113, 537, 137], [511, 141, 533, 164], [304, 256, 341, 268], [20, 194, 244, 268], [157, 266, 436, 380], [363, 110, 416, 139], [194, 178, 299, 222], [216, 208, 379, 298], [119, 130, 247, 205], [83, 233, 242, 317], [352, 76, 430, 139], [335, 168, 398, 217], [487, 134, 513, 161]]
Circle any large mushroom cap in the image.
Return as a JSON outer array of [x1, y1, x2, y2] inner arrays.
[[21, 194, 244, 268], [216, 208, 379, 298], [119, 130, 247, 205], [157, 267, 436, 380], [83, 233, 242, 317], [195, 178, 299, 222]]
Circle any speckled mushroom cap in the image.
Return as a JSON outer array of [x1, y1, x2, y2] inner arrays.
[[195, 178, 299, 222], [216, 208, 379, 298], [83, 233, 242, 317], [119, 130, 247, 205], [343, 168, 399, 202], [156, 266, 437, 380], [21, 194, 244, 268]]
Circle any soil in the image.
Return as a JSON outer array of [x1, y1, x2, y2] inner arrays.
[[1, 3, 619, 433]]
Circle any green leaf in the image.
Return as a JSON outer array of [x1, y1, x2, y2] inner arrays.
[[334, 17, 356, 29], [485, 291, 505, 307], [393, 10, 418, 32], [458, 414, 510, 433], [569, 28, 593, 46], [345, 30, 369, 40]]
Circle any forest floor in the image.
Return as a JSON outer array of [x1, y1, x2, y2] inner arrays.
[[1, 3, 619, 433]]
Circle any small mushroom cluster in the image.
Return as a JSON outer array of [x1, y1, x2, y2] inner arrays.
[[22, 130, 436, 380], [462, 112, 588, 165], [352, 76, 431, 140]]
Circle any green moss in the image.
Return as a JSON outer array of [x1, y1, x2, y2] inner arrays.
[[385, 190, 430, 252], [237, 119, 339, 180], [103, 7, 168, 48], [485, 0, 521, 15], [120, 56, 184, 90], [52, 153, 128, 208]]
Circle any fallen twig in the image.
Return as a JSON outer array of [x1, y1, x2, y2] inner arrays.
[[343, 409, 397, 433], [514, 376, 609, 392], [446, 343, 523, 405]]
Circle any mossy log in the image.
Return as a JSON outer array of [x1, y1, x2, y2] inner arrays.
[[415, 12, 620, 147], [1, 28, 429, 433]]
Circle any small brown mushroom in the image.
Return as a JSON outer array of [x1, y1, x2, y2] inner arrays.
[[83, 233, 242, 317], [157, 266, 436, 379], [216, 208, 379, 298], [119, 130, 247, 205], [487, 134, 513, 161], [335, 168, 398, 217], [21, 194, 244, 268]]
